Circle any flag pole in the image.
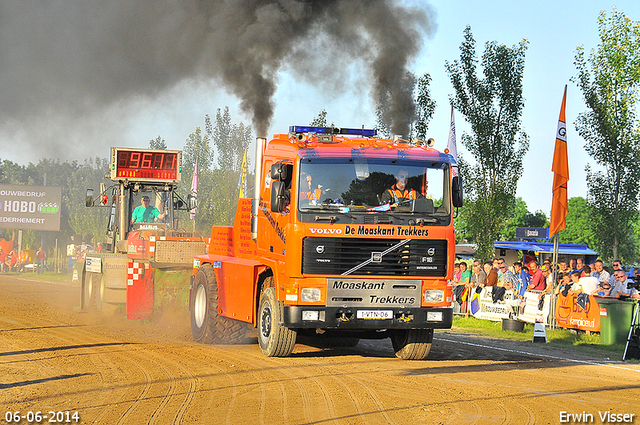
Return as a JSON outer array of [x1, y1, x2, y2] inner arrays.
[[549, 85, 569, 329], [550, 232, 559, 329]]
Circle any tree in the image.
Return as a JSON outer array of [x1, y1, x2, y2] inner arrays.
[[375, 72, 435, 139], [149, 136, 167, 150], [573, 8, 640, 261], [180, 110, 253, 233], [559, 197, 596, 247], [445, 26, 530, 261], [414, 73, 437, 140], [499, 198, 548, 241], [310, 109, 328, 127]]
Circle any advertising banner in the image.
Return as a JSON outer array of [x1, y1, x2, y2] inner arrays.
[[0, 184, 62, 231], [555, 292, 601, 332]]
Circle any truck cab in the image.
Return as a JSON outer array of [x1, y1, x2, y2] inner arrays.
[[190, 126, 463, 359]]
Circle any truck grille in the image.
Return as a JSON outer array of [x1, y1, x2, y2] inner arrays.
[[302, 237, 448, 277]]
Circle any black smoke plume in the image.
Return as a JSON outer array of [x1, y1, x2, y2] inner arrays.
[[0, 0, 434, 158]]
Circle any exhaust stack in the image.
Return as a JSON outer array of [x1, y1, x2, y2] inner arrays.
[[252, 137, 266, 240]]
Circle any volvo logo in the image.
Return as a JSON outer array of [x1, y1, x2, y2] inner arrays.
[[309, 228, 343, 234], [427, 247, 435, 256], [316, 245, 325, 254]]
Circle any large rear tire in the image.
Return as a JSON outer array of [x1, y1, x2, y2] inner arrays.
[[257, 284, 296, 357], [81, 271, 104, 312], [190, 264, 247, 344], [390, 329, 433, 360]]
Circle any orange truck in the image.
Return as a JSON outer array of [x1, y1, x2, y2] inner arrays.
[[83, 147, 207, 318], [189, 126, 463, 359]]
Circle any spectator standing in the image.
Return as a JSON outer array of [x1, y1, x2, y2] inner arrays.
[[575, 258, 585, 276], [484, 262, 498, 287], [568, 271, 583, 294], [500, 263, 518, 291], [579, 266, 599, 294], [451, 263, 461, 286], [555, 271, 572, 296], [460, 262, 472, 286], [591, 259, 610, 284], [611, 270, 631, 298], [18, 250, 30, 272], [36, 247, 46, 274], [541, 265, 554, 293], [471, 260, 486, 288], [0, 247, 5, 272], [615, 270, 639, 299], [527, 261, 546, 291], [513, 262, 530, 297]]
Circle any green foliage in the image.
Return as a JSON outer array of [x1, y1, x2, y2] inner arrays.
[[499, 198, 548, 240], [559, 197, 596, 247], [375, 71, 436, 139], [0, 157, 109, 252], [149, 136, 167, 150], [0, 106, 252, 252], [310, 109, 335, 127], [445, 26, 530, 261], [573, 8, 640, 262], [414, 73, 437, 140], [179, 110, 253, 234]]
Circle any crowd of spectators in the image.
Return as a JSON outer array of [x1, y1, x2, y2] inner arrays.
[[451, 256, 640, 314]]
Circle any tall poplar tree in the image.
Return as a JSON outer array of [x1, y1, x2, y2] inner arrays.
[[574, 8, 640, 261], [445, 26, 529, 261]]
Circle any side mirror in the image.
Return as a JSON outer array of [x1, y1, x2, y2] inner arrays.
[[452, 176, 464, 208], [85, 189, 94, 207], [271, 181, 286, 213], [271, 163, 287, 181]]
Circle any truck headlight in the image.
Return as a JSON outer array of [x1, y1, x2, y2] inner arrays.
[[423, 289, 444, 303], [301, 288, 321, 302]]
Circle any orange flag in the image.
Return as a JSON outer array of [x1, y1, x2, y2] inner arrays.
[[550, 85, 569, 237]]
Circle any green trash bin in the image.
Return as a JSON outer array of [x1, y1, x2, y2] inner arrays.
[[598, 298, 637, 345]]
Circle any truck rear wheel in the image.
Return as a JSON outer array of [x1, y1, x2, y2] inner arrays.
[[258, 286, 297, 357], [390, 329, 433, 360], [82, 271, 103, 312], [191, 264, 247, 344]]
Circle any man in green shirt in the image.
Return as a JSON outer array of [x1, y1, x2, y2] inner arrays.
[[131, 196, 166, 224]]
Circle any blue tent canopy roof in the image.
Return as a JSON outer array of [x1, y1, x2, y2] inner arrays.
[[493, 241, 598, 256]]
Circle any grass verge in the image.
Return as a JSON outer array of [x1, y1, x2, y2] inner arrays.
[[450, 315, 630, 358]]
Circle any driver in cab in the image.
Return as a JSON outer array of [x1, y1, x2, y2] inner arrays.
[[131, 195, 167, 224], [380, 170, 423, 206], [299, 173, 324, 204]]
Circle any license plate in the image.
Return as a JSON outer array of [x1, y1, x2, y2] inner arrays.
[[356, 310, 393, 320]]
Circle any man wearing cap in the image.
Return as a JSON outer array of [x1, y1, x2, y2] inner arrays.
[[131, 196, 166, 224]]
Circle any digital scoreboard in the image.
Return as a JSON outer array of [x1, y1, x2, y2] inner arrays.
[[110, 148, 182, 183]]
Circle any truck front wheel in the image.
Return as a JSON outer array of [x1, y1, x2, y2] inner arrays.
[[390, 329, 433, 360], [257, 286, 297, 357], [190, 264, 247, 344]]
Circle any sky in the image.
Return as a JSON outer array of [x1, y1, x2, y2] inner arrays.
[[0, 0, 638, 217]]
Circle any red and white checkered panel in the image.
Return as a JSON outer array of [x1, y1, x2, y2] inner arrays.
[[127, 261, 148, 286]]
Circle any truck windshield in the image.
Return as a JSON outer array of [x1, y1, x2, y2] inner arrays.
[[298, 157, 450, 216]]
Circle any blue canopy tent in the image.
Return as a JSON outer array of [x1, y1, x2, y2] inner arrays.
[[455, 241, 599, 264]]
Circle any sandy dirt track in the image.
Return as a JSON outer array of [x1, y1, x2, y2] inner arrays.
[[1, 274, 639, 425]]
